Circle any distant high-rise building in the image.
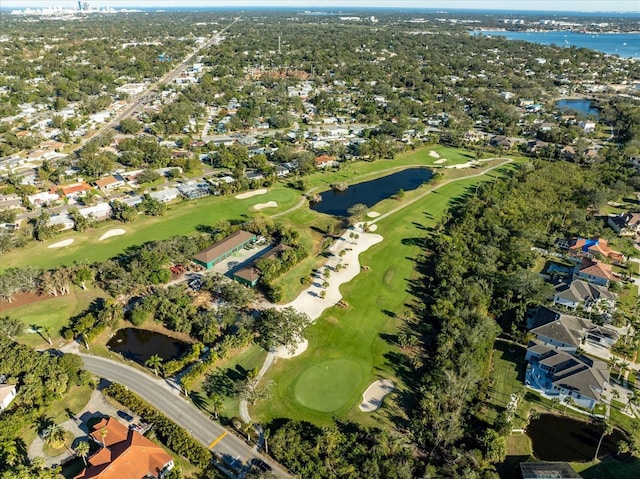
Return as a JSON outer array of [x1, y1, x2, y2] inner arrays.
[[78, 0, 82, 10], [83, 2, 89, 11]]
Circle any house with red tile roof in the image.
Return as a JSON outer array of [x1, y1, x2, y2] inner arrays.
[[74, 417, 174, 479], [60, 182, 93, 200], [314, 155, 336, 169], [576, 258, 616, 287], [568, 237, 624, 264]]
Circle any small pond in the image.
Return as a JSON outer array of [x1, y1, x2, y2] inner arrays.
[[555, 99, 599, 117], [527, 414, 626, 462], [310, 167, 433, 217], [107, 328, 189, 364]]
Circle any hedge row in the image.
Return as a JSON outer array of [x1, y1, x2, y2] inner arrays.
[[162, 342, 205, 377], [104, 383, 211, 468]]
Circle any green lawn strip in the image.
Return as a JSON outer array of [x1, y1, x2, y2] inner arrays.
[[252, 168, 517, 425], [190, 344, 267, 420], [5, 287, 103, 347], [571, 459, 640, 479], [1, 185, 300, 271]]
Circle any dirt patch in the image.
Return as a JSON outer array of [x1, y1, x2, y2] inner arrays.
[[235, 188, 268, 200], [0, 291, 49, 311]]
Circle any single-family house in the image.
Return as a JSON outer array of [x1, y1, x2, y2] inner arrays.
[[579, 120, 596, 133], [27, 191, 59, 207], [177, 183, 210, 200], [148, 188, 179, 204], [568, 237, 624, 264], [79, 203, 113, 221], [60, 182, 93, 200], [608, 212, 640, 237], [0, 193, 22, 210], [525, 344, 608, 410], [527, 307, 591, 352], [116, 195, 143, 208], [192, 230, 257, 270], [576, 258, 616, 287], [74, 417, 174, 479], [315, 155, 336, 169], [275, 165, 290, 177], [0, 384, 17, 413], [48, 213, 75, 231], [94, 175, 126, 192], [553, 279, 616, 312], [245, 170, 264, 181]]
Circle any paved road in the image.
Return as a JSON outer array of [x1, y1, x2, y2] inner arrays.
[[80, 354, 292, 478]]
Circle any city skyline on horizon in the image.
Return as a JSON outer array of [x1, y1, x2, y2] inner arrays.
[[3, 0, 640, 13]]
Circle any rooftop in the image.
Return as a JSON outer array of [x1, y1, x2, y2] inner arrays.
[[193, 230, 256, 264]]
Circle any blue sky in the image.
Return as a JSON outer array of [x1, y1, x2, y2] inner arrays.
[[3, 0, 639, 11]]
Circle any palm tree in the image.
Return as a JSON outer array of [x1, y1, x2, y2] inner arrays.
[[593, 421, 614, 461], [99, 427, 108, 448], [145, 354, 163, 376], [210, 394, 223, 419], [0, 440, 19, 466], [42, 423, 65, 450], [75, 440, 90, 465]]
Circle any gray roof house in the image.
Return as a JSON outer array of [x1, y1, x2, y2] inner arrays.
[[552, 279, 617, 312], [608, 212, 640, 236], [525, 345, 608, 410]]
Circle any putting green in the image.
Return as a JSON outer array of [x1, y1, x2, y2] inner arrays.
[[294, 359, 364, 412]]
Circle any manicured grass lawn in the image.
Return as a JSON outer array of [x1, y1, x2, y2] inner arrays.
[[1, 185, 301, 271], [3, 287, 103, 347], [572, 458, 640, 479], [190, 344, 268, 420], [252, 163, 520, 425]]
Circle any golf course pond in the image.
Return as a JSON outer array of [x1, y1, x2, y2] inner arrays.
[[527, 414, 626, 462], [310, 167, 433, 217], [107, 328, 190, 364]]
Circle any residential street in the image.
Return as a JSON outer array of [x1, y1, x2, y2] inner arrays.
[[79, 354, 292, 478]]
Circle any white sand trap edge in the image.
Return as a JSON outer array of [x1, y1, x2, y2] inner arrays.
[[274, 339, 308, 358], [48, 238, 75, 249], [429, 150, 440, 158], [366, 211, 380, 218], [235, 188, 268, 199], [99, 228, 126, 241], [367, 224, 378, 232], [254, 201, 278, 211], [359, 379, 395, 412], [434, 158, 448, 164]]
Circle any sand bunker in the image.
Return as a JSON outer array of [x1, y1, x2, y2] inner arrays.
[[274, 339, 309, 358], [235, 188, 267, 199], [429, 150, 440, 158], [366, 211, 380, 218], [254, 201, 278, 211], [99, 228, 126, 241], [48, 239, 75, 249], [434, 158, 448, 164], [367, 224, 378, 232], [359, 379, 395, 412]]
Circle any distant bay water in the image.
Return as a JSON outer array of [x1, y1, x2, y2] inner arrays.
[[472, 30, 639, 58]]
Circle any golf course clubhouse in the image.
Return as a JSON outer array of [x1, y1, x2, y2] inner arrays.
[[192, 230, 257, 269]]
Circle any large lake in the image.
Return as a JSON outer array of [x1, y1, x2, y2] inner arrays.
[[310, 167, 432, 217], [472, 30, 639, 58]]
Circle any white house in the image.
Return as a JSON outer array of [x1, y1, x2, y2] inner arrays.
[[79, 203, 113, 221], [27, 191, 59, 207], [0, 384, 17, 413], [148, 187, 179, 203]]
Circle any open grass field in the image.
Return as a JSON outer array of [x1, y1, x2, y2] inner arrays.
[[1, 287, 103, 347], [251, 161, 520, 425]]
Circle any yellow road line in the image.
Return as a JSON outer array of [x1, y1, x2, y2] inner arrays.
[[208, 431, 228, 449]]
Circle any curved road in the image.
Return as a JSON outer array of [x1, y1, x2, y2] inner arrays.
[[80, 354, 292, 478]]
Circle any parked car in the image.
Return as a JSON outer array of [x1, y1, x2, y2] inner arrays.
[[252, 458, 272, 472], [117, 410, 134, 422]]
